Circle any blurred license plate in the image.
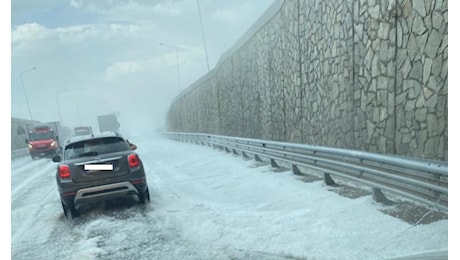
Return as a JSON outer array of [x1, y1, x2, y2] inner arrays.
[[84, 164, 113, 171]]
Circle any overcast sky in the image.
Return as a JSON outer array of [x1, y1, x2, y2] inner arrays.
[[9, 0, 276, 136]]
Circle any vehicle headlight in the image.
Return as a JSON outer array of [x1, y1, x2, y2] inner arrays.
[[50, 141, 56, 147], [28, 144, 32, 149]]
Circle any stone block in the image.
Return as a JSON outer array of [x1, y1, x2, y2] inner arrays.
[[378, 136, 387, 152], [409, 138, 418, 151], [402, 132, 412, 144], [385, 116, 395, 139], [378, 22, 391, 39], [401, 58, 412, 79], [403, 0, 412, 17], [396, 92, 407, 106], [416, 93, 426, 108], [407, 35, 418, 60], [380, 107, 388, 122], [366, 92, 376, 106], [367, 120, 376, 139], [397, 22, 404, 47], [372, 107, 380, 122], [413, 0, 427, 16], [427, 113, 438, 137], [424, 93, 438, 108], [424, 137, 437, 157], [377, 76, 390, 90], [415, 33, 428, 55], [437, 135, 446, 159], [437, 114, 446, 135], [379, 40, 393, 62], [422, 57, 433, 84], [412, 15, 426, 35], [424, 29, 442, 58], [415, 108, 427, 122], [376, 90, 384, 107], [432, 11, 444, 30], [405, 99, 416, 111], [405, 110, 415, 128], [409, 60, 423, 81], [440, 56, 448, 80], [431, 54, 443, 78], [427, 75, 441, 92]]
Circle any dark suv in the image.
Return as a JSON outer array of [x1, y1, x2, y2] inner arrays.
[[52, 132, 150, 220]]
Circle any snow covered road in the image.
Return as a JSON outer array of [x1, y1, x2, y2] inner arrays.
[[11, 134, 448, 259]]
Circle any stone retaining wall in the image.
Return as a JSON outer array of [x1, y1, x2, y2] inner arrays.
[[166, 0, 448, 161]]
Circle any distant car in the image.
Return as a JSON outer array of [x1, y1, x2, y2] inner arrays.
[[74, 126, 93, 136], [52, 132, 150, 220]]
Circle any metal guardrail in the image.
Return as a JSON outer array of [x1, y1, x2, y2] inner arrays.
[[11, 148, 30, 159], [164, 132, 448, 213]]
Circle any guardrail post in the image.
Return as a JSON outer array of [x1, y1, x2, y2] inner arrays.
[[224, 147, 231, 153], [270, 159, 279, 168], [242, 151, 250, 159], [292, 165, 302, 175], [232, 149, 238, 155], [372, 188, 392, 205], [324, 173, 337, 186], [254, 154, 263, 162]]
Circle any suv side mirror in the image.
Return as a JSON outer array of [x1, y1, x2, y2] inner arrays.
[[52, 155, 61, 162], [127, 140, 137, 150]]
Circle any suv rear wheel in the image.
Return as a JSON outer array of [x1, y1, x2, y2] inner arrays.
[[62, 202, 78, 220], [138, 188, 150, 204]]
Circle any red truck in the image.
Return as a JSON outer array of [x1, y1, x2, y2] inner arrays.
[[25, 123, 61, 159]]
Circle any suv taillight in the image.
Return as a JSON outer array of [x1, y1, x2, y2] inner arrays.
[[59, 165, 71, 179], [128, 154, 140, 168]]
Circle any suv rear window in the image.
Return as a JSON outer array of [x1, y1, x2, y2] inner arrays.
[[64, 137, 129, 159]]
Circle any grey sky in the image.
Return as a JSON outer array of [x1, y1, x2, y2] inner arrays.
[[10, 0, 276, 136]]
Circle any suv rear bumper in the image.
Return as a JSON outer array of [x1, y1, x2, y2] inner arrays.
[[75, 181, 138, 202], [60, 180, 148, 207]]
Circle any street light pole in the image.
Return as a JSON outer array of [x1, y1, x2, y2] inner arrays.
[[55, 89, 67, 123], [159, 42, 181, 91], [20, 67, 37, 120], [196, 0, 210, 72], [76, 101, 83, 126], [76, 95, 87, 126]]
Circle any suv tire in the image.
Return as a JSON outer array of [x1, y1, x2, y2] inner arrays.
[[62, 202, 78, 220], [138, 188, 150, 204]]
